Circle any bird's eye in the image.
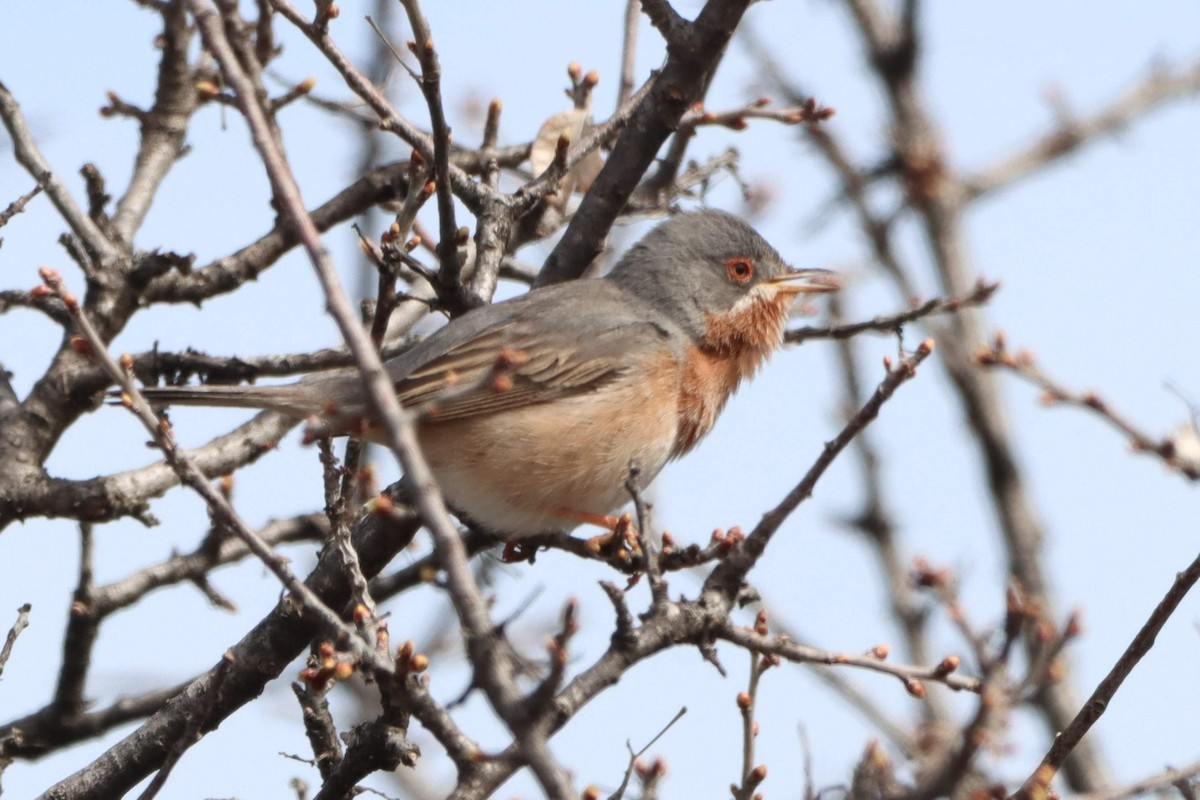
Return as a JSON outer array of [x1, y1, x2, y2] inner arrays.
[[725, 257, 754, 285]]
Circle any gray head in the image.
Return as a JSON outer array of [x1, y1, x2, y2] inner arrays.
[[607, 210, 837, 346]]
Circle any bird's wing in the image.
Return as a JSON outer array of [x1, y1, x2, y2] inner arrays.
[[292, 279, 679, 423], [395, 315, 670, 421]]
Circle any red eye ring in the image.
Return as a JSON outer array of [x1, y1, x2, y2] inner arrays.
[[725, 257, 754, 284]]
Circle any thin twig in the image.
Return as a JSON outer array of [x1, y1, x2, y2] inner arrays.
[[625, 469, 666, 608], [394, 0, 463, 303], [267, 0, 485, 210], [1010, 544, 1200, 800], [39, 266, 392, 676], [0, 604, 32, 680], [318, 438, 375, 624], [0, 83, 118, 264], [1079, 761, 1200, 800], [977, 335, 1200, 481], [963, 59, 1200, 200], [291, 680, 343, 779], [732, 650, 768, 800], [607, 707, 686, 800], [705, 339, 937, 595], [0, 181, 44, 229], [52, 523, 97, 717], [719, 626, 980, 694], [787, 280, 998, 344], [137, 653, 234, 799], [617, 0, 640, 105]]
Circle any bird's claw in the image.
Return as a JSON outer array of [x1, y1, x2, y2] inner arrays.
[[501, 540, 539, 563], [584, 512, 641, 559]]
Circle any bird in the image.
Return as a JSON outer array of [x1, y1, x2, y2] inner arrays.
[[137, 210, 838, 546]]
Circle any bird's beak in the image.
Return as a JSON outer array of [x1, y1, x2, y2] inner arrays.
[[765, 268, 841, 295]]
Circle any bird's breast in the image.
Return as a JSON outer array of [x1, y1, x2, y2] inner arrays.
[[673, 296, 791, 456], [674, 345, 759, 457]]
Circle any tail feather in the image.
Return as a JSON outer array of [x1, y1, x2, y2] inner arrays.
[[137, 384, 318, 418]]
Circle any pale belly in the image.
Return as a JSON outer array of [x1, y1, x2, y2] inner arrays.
[[416, 371, 679, 537]]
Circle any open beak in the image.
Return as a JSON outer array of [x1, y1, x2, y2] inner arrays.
[[765, 268, 841, 295]]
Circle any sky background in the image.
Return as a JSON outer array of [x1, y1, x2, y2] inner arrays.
[[2, 1, 1200, 798]]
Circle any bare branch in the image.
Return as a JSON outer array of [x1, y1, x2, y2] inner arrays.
[[538, 0, 757, 286], [143, 160, 413, 304], [396, 0, 463, 306], [136, 653, 234, 800], [617, 0, 640, 105], [110, 0, 199, 243], [977, 335, 1200, 481], [0, 82, 119, 265], [705, 339, 935, 595], [515, 75, 656, 213], [606, 707, 686, 800], [0, 289, 72, 326], [964, 59, 1200, 201], [1011, 543, 1200, 800], [739, 24, 918, 296], [51, 525, 96, 718], [267, 0, 486, 210], [13, 411, 295, 527], [2, 684, 186, 761], [1080, 762, 1200, 800], [719, 626, 980, 695], [677, 95, 833, 133], [0, 181, 43, 230], [640, 0, 686, 46], [92, 514, 326, 615], [36, 491, 421, 796], [41, 264, 392, 674], [292, 682, 342, 780], [787, 280, 999, 344], [0, 603, 31, 680]]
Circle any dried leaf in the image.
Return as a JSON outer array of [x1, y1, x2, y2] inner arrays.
[[529, 107, 603, 211]]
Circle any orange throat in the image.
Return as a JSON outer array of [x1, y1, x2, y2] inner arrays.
[[674, 294, 793, 456]]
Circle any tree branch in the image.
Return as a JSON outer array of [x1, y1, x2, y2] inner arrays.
[[963, 59, 1200, 201]]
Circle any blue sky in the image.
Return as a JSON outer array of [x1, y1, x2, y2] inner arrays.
[[2, 2, 1199, 797]]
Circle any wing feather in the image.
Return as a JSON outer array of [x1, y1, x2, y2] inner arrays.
[[320, 278, 688, 423], [398, 324, 641, 421]]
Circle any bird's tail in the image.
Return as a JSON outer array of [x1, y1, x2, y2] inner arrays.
[[134, 383, 319, 418]]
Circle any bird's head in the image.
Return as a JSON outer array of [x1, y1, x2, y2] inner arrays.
[[608, 209, 839, 355]]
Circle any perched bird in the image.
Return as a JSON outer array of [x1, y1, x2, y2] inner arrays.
[[139, 210, 838, 542]]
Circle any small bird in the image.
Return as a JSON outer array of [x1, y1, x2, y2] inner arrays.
[[139, 210, 838, 542]]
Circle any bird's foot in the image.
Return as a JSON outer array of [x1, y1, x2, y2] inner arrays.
[[498, 510, 643, 564], [583, 512, 641, 558], [500, 540, 539, 564]]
